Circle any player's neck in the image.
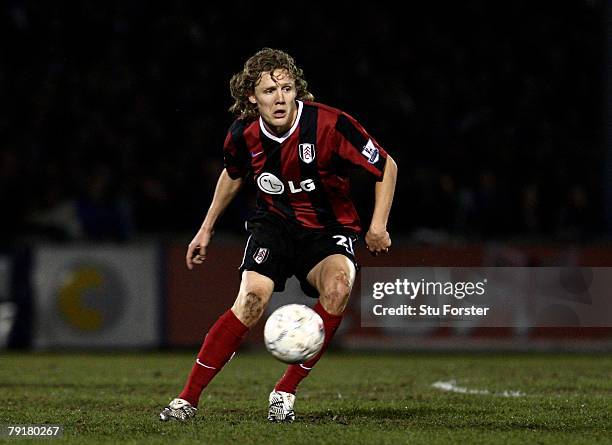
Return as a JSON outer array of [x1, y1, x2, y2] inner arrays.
[[262, 107, 298, 137]]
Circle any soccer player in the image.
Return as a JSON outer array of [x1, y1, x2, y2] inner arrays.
[[160, 48, 397, 422]]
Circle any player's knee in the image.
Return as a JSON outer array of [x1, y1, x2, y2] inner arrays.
[[331, 268, 352, 297], [233, 287, 270, 327], [320, 269, 352, 315]]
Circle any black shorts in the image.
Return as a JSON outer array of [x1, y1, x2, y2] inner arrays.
[[239, 212, 359, 298]]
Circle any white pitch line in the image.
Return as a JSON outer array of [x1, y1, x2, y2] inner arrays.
[[432, 380, 524, 397]]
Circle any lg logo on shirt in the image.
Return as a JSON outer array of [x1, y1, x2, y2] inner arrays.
[[257, 172, 316, 195]]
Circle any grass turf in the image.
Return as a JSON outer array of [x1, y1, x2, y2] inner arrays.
[[0, 351, 610, 444]]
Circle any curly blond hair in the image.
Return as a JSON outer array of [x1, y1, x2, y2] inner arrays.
[[229, 48, 314, 120]]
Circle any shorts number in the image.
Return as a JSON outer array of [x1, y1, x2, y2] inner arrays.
[[333, 235, 354, 256]]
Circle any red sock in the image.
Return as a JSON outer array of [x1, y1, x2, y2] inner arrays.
[[274, 302, 343, 395], [179, 309, 248, 406]]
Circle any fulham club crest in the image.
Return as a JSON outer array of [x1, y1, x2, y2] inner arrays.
[[253, 247, 269, 264], [298, 143, 316, 164]]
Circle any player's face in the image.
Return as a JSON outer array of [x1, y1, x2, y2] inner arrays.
[[249, 69, 298, 136]]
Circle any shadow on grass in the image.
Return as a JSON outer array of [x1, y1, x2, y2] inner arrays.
[[300, 406, 478, 425], [293, 408, 605, 434]]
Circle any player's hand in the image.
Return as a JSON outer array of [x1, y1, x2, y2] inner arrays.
[[365, 226, 391, 256], [186, 228, 214, 270]]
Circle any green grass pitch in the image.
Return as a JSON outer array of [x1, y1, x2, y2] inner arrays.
[[1, 351, 610, 444]]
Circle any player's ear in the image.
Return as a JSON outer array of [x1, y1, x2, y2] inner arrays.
[[248, 94, 257, 105]]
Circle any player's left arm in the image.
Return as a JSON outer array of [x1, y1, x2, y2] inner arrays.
[[366, 155, 397, 255]]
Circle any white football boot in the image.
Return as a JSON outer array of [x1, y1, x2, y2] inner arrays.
[[159, 398, 198, 421], [268, 390, 296, 423]]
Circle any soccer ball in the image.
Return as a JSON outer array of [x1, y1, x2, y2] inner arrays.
[[264, 304, 325, 364]]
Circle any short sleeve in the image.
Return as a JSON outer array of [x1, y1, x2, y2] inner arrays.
[[334, 113, 388, 181], [223, 119, 250, 179]]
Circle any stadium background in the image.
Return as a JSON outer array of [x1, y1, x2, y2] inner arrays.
[[0, 0, 610, 352]]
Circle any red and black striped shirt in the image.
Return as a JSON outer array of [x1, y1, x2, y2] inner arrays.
[[223, 100, 388, 233]]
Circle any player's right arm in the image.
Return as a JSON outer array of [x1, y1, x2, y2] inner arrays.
[[186, 169, 244, 269]]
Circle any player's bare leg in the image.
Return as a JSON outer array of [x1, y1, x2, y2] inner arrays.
[[161, 271, 273, 421], [231, 271, 275, 327], [270, 254, 355, 422], [309, 254, 356, 316]]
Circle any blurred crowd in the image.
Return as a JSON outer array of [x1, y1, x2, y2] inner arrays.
[[0, 0, 605, 246]]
